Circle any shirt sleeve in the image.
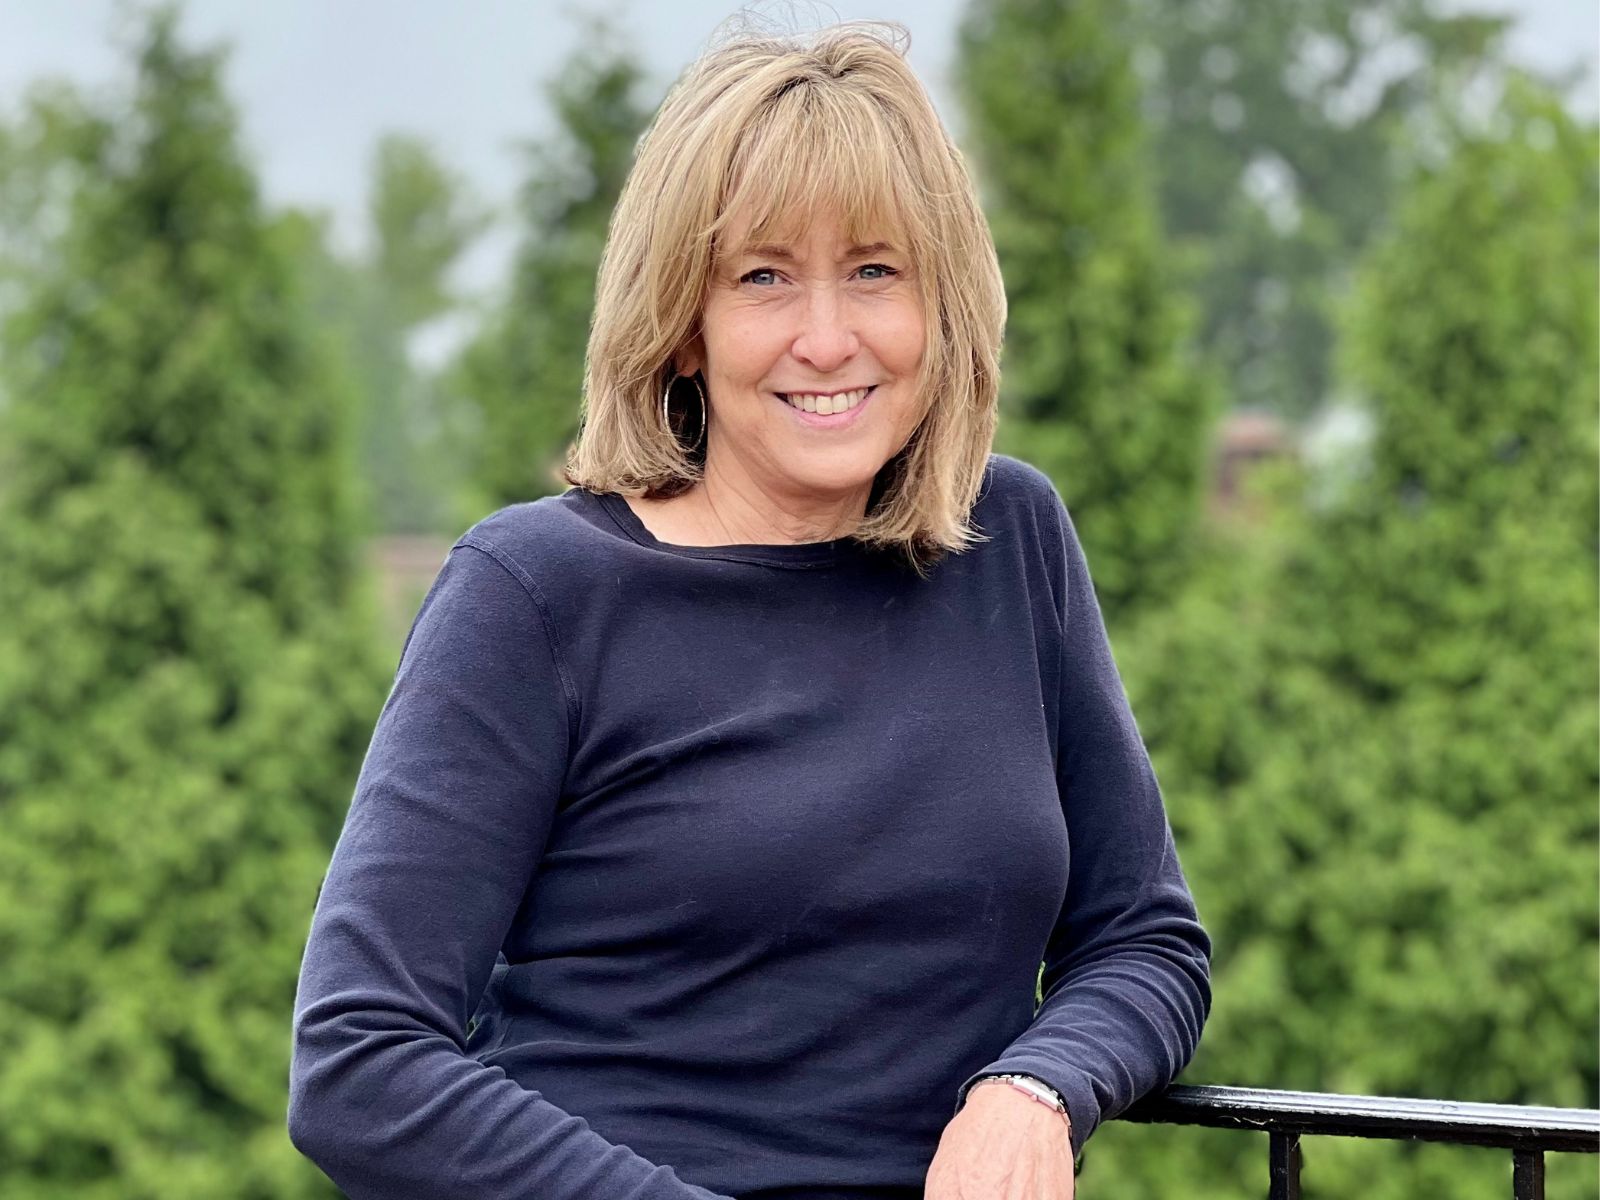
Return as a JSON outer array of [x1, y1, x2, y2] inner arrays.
[[951, 491, 1213, 1160], [288, 537, 734, 1200]]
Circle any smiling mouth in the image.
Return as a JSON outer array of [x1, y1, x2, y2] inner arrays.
[[776, 385, 876, 415]]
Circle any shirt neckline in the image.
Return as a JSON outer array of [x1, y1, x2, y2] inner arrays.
[[592, 490, 856, 568]]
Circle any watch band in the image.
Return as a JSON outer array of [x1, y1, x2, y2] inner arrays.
[[967, 1072, 1071, 1126]]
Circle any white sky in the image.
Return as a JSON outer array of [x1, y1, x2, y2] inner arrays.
[[1, 0, 1594, 304]]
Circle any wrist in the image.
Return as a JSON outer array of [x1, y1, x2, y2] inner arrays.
[[967, 1073, 1072, 1133]]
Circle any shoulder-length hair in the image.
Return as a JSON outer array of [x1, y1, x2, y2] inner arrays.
[[562, 21, 1006, 575]]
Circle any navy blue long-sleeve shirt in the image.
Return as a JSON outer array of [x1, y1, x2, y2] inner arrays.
[[287, 452, 1211, 1198]]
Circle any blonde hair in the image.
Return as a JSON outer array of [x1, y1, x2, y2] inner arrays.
[[562, 21, 1006, 574]]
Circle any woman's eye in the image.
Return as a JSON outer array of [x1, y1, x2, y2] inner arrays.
[[858, 263, 898, 281], [740, 268, 779, 286]]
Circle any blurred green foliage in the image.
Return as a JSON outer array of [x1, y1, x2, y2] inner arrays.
[[1115, 0, 1525, 422], [447, 15, 653, 525], [1103, 73, 1599, 1200], [0, 7, 388, 1196], [0, 82, 107, 338], [958, 0, 1222, 621], [278, 135, 489, 537]]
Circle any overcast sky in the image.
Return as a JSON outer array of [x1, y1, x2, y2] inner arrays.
[[2, 0, 1594, 300]]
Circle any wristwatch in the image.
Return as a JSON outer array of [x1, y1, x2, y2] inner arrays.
[[965, 1072, 1071, 1123]]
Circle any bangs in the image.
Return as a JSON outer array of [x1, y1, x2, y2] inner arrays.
[[708, 81, 926, 262]]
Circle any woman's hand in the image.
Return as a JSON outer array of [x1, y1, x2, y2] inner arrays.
[[924, 1082, 1076, 1200]]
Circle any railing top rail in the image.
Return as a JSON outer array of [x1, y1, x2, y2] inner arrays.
[[1123, 1085, 1600, 1153]]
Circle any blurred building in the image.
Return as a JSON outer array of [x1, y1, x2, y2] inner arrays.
[[1208, 407, 1294, 523], [367, 535, 451, 650]]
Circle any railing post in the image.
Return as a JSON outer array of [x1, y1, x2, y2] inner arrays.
[[1512, 1148, 1543, 1200], [1269, 1130, 1302, 1200]]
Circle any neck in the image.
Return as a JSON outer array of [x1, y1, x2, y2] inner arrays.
[[684, 460, 870, 545]]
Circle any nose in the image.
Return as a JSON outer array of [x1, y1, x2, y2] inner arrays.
[[790, 283, 860, 373]]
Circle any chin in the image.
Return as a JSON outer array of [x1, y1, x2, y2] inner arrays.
[[782, 458, 881, 496]]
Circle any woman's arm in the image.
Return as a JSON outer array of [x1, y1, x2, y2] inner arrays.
[[952, 486, 1213, 1161], [288, 539, 732, 1200]]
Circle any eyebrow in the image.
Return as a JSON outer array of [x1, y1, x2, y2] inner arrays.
[[737, 241, 898, 263]]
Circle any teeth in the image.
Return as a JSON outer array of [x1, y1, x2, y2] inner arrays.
[[782, 387, 870, 415]]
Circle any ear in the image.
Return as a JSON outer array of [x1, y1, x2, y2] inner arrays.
[[673, 337, 705, 379]]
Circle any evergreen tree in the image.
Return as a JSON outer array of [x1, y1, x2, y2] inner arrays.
[[0, 8, 389, 1196], [360, 134, 488, 536], [1276, 65, 1597, 1117], [956, 0, 1221, 620], [0, 82, 106, 368], [368, 133, 485, 333], [1109, 73, 1598, 1199], [1116, 0, 1526, 421], [447, 20, 651, 521], [282, 134, 487, 536]]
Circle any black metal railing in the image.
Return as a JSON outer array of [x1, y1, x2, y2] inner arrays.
[[1121, 1084, 1600, 1200]]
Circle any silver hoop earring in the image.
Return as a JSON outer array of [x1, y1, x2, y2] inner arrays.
[[660, 373, 707, 451]]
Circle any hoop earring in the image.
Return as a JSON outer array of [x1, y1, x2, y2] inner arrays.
[[660, 373, 707, 452]]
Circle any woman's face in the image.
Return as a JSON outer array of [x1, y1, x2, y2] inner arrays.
[[678, 208, 927, 514]]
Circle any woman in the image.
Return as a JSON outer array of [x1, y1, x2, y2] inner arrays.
[[288, 22, 1210, 1200]]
